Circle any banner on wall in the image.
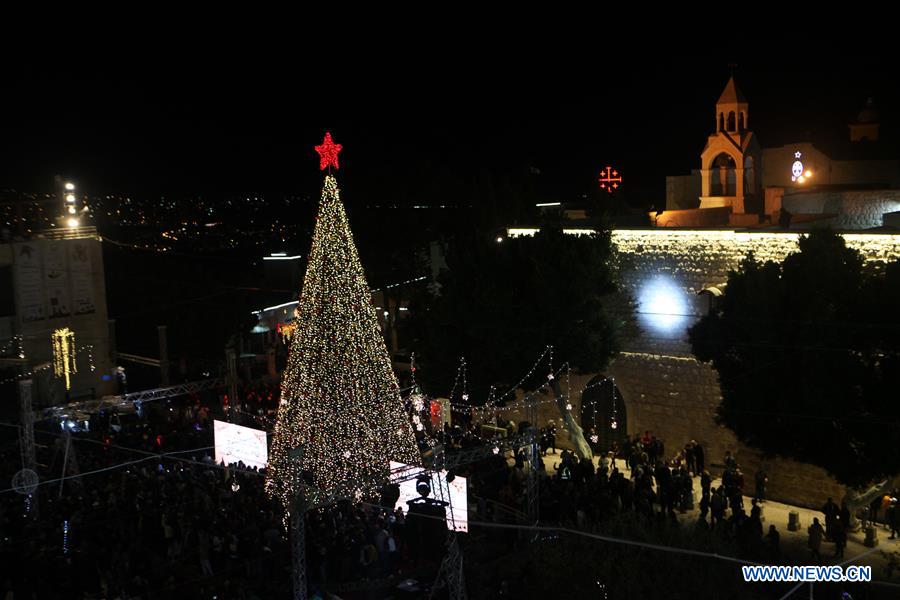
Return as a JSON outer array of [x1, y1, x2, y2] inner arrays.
[[44, 243, 71, 319], [68, 241, 95, 315], [14, 243, 45, 322]]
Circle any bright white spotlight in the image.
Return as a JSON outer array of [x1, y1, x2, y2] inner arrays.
[[65, 194, 76, 203], [67, 218, 80, 228], [64, 182, 75, 191], [639, 276, 688, 332], [67, 206, 76, 214]]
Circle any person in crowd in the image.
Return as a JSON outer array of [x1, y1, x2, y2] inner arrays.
[[765, 524, 780, 560], [833, 517, 847, 559], [889, 498, 900, 539], [693, 441, 705, 474], [723, 450, 737, 470], [754, 469, 768, 503], [808, 517, 826, 562], [821, 497, 839, 541]]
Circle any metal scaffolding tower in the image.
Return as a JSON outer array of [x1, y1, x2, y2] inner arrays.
[[429, 440, 467, 600], [18, 379, 38, 515], [291, 502, 308, 600], [431, 533, 467, 600]]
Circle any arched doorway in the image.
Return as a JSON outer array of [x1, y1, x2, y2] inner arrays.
[[580, 375, 627, 455], [709, 153, 737, 196]]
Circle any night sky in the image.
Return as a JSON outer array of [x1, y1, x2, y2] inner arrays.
[[2, 50, 897, 207]]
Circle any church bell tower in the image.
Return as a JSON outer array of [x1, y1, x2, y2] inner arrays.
[[699, 76, 762, 214]]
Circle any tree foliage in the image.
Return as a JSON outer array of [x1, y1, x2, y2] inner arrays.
[[407, 227, 623, 400], [689, 230, 900, 487]]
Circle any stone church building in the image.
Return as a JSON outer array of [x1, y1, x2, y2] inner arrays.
[[664, 77, 900, 230], [505, 77, 900, 509]]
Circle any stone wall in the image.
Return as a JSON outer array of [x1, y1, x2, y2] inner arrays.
[[501, 228, 900, 507], [604, 229, 900, 507], [783, 189, 900, 229]]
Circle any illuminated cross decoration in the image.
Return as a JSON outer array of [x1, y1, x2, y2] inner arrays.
[[598, 166, 622, 193], [315, 131, 343, 170], [791, 151, 804, 182]]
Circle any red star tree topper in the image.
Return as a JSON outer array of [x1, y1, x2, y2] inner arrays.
[[315, 131, 342, 170]]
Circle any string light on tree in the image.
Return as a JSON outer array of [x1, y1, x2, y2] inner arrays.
[[610, 377, 618, 430], [52, 328, 78, 390], [62, 520, 70, 555], [409, 392, 427, 432], [266, 134, 418, 509]]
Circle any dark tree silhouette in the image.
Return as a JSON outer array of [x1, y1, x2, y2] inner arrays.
[[689, 230, 900, 488], [407, 227, 624, 402]]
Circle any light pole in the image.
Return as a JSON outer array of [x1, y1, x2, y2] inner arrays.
[[63, 182, 79, 227]]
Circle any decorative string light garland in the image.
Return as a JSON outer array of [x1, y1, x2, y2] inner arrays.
[[447, 357, 469, 406], [0, 363, 52, 386], [484, 345, 554, 408]]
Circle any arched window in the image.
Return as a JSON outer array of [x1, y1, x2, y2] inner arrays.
[[738, 112, 745, 131], [718, 113, 724, 131], [727, 111, 736, 131], [710, 153, 737, 196]]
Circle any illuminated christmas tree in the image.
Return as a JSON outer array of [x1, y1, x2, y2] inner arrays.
[[266, 133, 419, 508]]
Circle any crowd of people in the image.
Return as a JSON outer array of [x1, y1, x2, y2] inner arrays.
[[1, 393, 897, 599], [0, 400, 290, 599], [462, 427, 784, 562]]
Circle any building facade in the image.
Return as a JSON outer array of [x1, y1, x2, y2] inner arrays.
[[1, 228, 115, 405], [666, 79, 900, 230]]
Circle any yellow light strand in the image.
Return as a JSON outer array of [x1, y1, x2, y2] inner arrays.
[[51, 328, 77, 390]]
